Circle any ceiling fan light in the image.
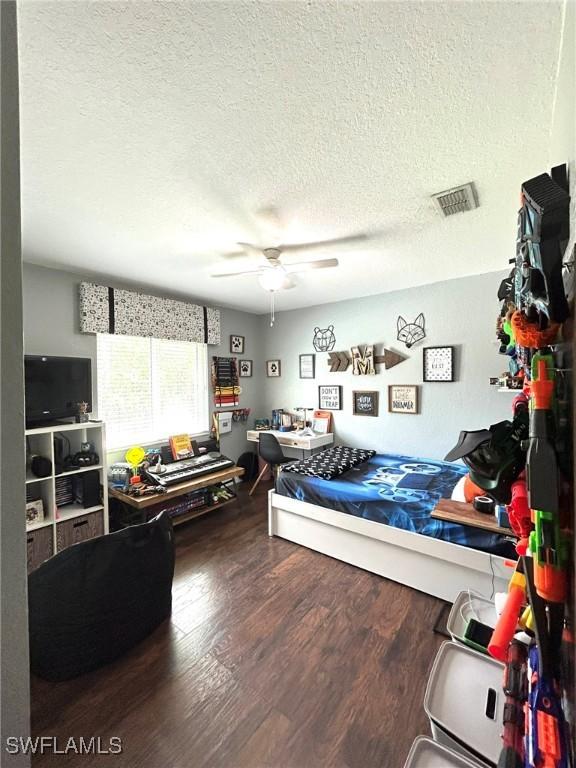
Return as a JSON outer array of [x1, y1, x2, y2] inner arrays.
[[258, 268, 291, 292]]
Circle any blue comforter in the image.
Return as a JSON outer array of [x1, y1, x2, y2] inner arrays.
[[276, 452, 515, 557]]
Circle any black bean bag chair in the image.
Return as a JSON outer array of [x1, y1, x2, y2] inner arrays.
[[28, 512, 175, 681]]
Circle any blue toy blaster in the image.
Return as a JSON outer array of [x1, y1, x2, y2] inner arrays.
[[526, 644, 568, 768]]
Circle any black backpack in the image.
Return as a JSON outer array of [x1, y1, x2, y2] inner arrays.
[[236, 451, 258, 482]]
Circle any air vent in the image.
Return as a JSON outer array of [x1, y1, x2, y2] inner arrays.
[[432, 182, 478, 217]]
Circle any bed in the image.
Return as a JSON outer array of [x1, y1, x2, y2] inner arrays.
[[268, 452, 516, 601]]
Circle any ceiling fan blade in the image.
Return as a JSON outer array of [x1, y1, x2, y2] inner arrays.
[[278, 234, 368, 253], [284, 258, 339, 273], [220, 250, 250, 261], [210, 268, 263, 278], [237, 242, 265, 256]]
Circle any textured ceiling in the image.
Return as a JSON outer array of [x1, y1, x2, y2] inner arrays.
[[17, 1, 566, 313]]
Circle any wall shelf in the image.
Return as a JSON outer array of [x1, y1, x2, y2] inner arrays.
[[56, 464, 103, 477], [56, 504, 104, 522], [26, 473, 50, 485], [26, 518, 54, 533]]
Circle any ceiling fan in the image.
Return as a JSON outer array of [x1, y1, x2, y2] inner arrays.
[[210, 229, 369, 325], [210, 234, 367, 289]]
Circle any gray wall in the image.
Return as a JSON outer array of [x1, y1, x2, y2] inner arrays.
[[22, 264, 514, 464], [206, 304, 264, 460], [1, 1, 31, 764], [260, 271, 512, 461], [22, 263, 264, 461]]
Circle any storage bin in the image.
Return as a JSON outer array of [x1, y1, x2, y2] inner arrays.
[[447, 590, 497, 653], [404, 736, 485, 768], [424, 641, 504, 767], [26, 526, 54, 573], [56, 510, 104, 552]]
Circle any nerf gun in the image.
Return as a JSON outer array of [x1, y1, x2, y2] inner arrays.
[[497, 640, 528, 768], [507, 477, 531, 556], [526, 354, 568, 603], [515, 168, 570, 329], [526, 644, 568, 768]]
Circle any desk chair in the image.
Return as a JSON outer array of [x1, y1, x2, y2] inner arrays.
[[249, 433, 293, 496]]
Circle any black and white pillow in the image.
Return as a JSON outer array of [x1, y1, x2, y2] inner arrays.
[[283, 446, 375, 480]]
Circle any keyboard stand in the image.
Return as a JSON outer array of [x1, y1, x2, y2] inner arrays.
[[109, 465, 245, 528]]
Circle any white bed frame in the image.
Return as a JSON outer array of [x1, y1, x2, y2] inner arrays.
[[268, 490, 513, 601]]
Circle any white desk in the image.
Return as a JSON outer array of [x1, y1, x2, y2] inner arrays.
[[247, 429, 333, 457]]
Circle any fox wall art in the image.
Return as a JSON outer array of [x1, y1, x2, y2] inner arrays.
[[396, 313, 426, 349]]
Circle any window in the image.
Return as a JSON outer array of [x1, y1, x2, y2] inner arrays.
[[97, 335, 209, 449]]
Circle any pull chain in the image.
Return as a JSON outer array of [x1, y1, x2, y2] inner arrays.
[[270, 291, 275, 327]]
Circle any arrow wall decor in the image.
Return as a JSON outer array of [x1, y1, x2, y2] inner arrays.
[[328, 346, 406, 373], [328, 351, 351, 372], [375, 349, 407, 370]]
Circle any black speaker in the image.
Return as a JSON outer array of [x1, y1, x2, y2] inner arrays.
[[31, 455, 52, 478], [71, 470, 101, 508], [53, 435, 65, 474], [160, 445, 174, 465]]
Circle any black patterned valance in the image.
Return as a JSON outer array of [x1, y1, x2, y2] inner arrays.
[[79, 282, 221, 345]]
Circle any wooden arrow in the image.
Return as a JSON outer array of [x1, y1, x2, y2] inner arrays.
[[374, 349, 406, 370], [328, 351, 351, 372], [329, 348, 405, 373]]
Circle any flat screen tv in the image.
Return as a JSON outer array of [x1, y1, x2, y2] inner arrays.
[[25, 355, 92, 426]]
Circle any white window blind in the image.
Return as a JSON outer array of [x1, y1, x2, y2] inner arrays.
[[96, 334, 209, 449]]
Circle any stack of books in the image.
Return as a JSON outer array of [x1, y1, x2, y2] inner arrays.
[[55, 476, 74, 507], [153, 488, 208, 520], [212, 357, 240, 407]]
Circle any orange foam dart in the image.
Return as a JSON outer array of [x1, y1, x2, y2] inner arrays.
[[488, 567, 526, 662], [531, 359, 554, 410]]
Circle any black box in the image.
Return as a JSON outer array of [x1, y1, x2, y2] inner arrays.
[[72, 470, 101, 508]]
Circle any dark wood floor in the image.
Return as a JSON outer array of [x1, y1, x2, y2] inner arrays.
[[31, 483, 445, 768]]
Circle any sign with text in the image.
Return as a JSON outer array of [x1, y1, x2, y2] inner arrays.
[[318, 385, 342, 410], [388, 385, 419, 414], [352, 390, 379, 417]]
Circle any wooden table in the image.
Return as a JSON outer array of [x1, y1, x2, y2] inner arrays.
[[109, 466, 244, 527], [432, 498, 512, 536]]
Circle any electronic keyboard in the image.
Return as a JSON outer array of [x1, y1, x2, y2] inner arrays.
[[145, 453, 235, 488]]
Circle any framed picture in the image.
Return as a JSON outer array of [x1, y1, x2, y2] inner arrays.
[[266, 359, 281, 377], [388, 385, 419, 414], [230, 335, 245, 354], [299, 353, 315, 379], [423, 346, 454, 382], [318, 385, 342, 410], [352, 390, 379, 417], [312, 416, 330, 434], [239, 359, 252, 377], [312, 410, 332, 434]]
